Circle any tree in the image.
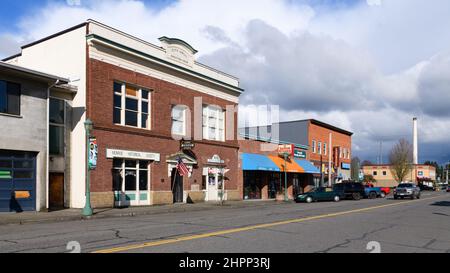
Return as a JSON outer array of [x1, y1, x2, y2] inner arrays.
[[361, 160, 373, 167], [389, 139, 413, 183], [351, 157, 361, 181], [363, 174, 376, 183]]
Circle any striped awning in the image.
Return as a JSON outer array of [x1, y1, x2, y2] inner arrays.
[[241, 153, 320, 174]]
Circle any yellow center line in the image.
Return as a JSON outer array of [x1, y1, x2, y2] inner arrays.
[[93, 195, 444, 253]]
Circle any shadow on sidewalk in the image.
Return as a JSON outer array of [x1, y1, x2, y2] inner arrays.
[[430, 201, 450, 207]]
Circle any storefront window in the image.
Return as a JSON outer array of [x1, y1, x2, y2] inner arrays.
[[244, 171, 262, 200], [112, 159, 148, 192]]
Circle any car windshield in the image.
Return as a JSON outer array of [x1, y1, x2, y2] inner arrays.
[[398, 183, 413, 188]]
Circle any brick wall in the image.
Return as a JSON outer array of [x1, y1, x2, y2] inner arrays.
[[87, 59, 240, 201]]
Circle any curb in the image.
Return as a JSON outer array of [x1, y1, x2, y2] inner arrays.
[[0, 200, 289, 226]]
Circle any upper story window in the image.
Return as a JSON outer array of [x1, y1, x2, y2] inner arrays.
[[318, 141, 322, 155], [202, 105, 225, 141], [323, 143, 327, 155], [113, 82, 150, 129], [171, 105, 187, 136], [49, 98, 65, 155], [373, 171, 378, 176], [312, 140, 316, 153], [0, 80, 20, 116]]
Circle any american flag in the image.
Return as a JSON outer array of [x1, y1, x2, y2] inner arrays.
[[176, 157, 190, 176]]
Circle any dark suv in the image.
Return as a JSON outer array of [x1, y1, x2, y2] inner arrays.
[[333, 182, 365, 200]]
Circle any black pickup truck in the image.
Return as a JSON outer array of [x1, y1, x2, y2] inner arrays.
[[333, 182, 365, 200]]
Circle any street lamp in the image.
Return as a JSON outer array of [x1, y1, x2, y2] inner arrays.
[[82, 118, 93, 216], [283, 152, 289, 202]]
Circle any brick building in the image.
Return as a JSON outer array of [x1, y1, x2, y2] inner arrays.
[[4, 20, 243, 208]]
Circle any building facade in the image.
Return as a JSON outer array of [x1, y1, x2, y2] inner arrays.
[[0, 62, 75, 212], [240, 119, 353, 189], [239, 137, 319, 201], [362, 164, 436, 188], [4, 20, 243, 208]]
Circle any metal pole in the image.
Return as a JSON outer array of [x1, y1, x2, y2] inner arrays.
[[328, 133, 332, 187], [82, 119, 93, 216], [284, 153, 288, 202]]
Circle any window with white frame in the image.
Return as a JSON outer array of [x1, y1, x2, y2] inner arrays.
[[323, 143, 327, 156], [318, 141, 322, 154], [312, 140, 316, 153], [172, 105, 186, 136], [202, 105, 225, 141], [114, 82, 150, 129]]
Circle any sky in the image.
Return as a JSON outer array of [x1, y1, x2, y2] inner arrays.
[[1, 0, 450, 164]]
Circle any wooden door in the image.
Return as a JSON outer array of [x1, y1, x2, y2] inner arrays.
[[49, 173, 64, 209]]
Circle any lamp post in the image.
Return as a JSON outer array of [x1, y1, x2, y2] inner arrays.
[[283, 152, 288, 202], [82, 118, 93, 216]]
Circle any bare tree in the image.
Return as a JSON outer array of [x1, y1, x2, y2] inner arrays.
[[351, 157, 361, 181], [389, 139, 413, 183]]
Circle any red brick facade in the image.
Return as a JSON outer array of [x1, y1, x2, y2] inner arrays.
[[87, 59, 240, 206]]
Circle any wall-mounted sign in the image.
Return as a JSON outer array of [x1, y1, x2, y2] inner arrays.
[[106, 149, 161, 162], [341, 163, 351, 170], [207, 154, 224, 164], [278, 144, 294, 156], [333, 146, 341, 168], [89, 137, 98, 170], [294, 148, 306, 159], [0, 171, 12, 179], [180, 140, 195, 150], [15, 191, 31, 199]]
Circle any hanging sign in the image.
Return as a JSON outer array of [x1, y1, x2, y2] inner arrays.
[[89, 137, 98, 170], [294, 148, 307, 159], [180, 140, 195, 150], [278, 144, 294, 156]]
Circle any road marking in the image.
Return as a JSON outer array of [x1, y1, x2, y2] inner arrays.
[[93, 195, 444, 253]]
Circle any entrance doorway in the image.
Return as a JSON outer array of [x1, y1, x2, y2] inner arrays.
[[171, 168, 183, 203], [206, 171, 224, 201], [113, 159, 150, 207], [49, 173, 64, 209]]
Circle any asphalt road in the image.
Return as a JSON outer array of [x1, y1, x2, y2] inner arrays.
[[0, 191, 449, 253]]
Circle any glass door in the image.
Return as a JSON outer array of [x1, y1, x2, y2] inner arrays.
[[113, 159, 149, 207], [207, 173, 218, 201]]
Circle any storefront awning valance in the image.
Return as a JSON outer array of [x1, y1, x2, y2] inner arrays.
[[294, 159, 320, 174], [241, 153, 280, 172], [268, 155, 304, 173]]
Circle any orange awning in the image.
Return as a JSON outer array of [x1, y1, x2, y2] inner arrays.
[[268, 155, 305, 173]]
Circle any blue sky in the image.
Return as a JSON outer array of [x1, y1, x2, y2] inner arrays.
[[0, 0, 363, 32]]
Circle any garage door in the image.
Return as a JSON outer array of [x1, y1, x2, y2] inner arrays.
[[0, 151, 36, 212]]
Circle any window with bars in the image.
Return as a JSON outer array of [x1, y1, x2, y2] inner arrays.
[[202, 105, 225, 141], [113, 82, 150, 129]]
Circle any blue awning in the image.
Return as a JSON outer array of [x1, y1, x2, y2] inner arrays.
[[241, 153, 280, 172], [294, 159, 321, 174]]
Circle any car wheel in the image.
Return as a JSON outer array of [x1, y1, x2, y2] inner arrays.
[[394, 195, 398, 200], [369, 192, 377, 199], [306, 197, 313, 203], [334, 195, 340, 202], [380, 192, 386, 198], [417, 193, 421, 199], [352, 192, 361, 200], [411, 195, 415, 200]]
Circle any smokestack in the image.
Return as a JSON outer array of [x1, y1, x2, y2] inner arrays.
[[413, 117, 418, 165]]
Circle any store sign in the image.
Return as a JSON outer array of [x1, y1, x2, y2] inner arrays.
[[207, 154, 224, 164], [278, 144, 294, 156], [341, 163, 351, 170], [15, 191, 30, 199], [0, 171, 12, 179], [89, 137, 98, 170], [180, 140, 195, 150], [106, 149, 161, 162], [294, 149, 306, 159]]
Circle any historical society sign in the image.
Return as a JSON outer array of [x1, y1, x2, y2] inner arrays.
[[106, 149, 161, 162]]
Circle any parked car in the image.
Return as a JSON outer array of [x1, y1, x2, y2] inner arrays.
[[365, 183, 389, 198], [295, 187, 342, 203], [394, 183, 421, 199], [380, 187, 391, 196], [364, 185, 383, 199], [418, 183, 435, 191], [333, 182, 365, 200], [447, 186, 450, 192]]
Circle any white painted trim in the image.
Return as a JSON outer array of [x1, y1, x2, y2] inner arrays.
[[89, 44, 240, 104]]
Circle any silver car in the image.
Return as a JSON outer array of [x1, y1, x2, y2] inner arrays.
[[394, 183, 421, 200]]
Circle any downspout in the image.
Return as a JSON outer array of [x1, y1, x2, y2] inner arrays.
[[46, 79, 61, 210]]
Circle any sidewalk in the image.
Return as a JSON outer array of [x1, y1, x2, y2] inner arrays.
[[0, 200, 286, 226]]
